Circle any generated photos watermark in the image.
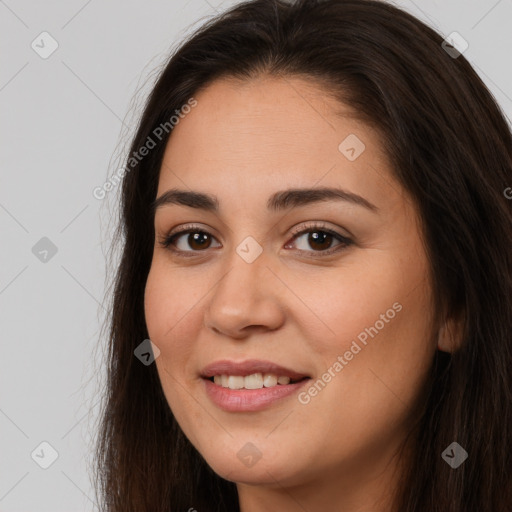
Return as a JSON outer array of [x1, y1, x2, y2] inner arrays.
[[93, 97, 197, 200], [298, 301, 403, 405]]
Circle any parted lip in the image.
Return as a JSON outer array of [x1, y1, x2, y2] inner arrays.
[[200, 359, 310, 381]]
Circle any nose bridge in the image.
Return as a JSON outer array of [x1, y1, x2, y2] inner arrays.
[[203, 240, 284, 336], [217, 228, 271, 291], [212, 239, 272, 308]]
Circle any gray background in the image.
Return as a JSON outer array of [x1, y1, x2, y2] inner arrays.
[[1, 0, 511, 510]]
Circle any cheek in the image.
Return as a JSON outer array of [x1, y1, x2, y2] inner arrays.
[[144, 264, 208, 438], [144, 261, 203, 344], [280, 262, 403, 353], [144, 267, 171, 344], [143, 264, 205, 407], [289, 254, 434, 410]]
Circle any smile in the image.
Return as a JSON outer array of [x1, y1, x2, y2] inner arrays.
[[209, 373, 307, 390], [200, 359, 311, 412]]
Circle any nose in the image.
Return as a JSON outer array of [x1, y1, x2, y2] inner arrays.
[[203, 246, 286, 339]]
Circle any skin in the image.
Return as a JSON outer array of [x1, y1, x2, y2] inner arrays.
[[144, 75, 459, 511]]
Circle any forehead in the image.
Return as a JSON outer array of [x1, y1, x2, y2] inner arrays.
[[156, 75, 398, 212]]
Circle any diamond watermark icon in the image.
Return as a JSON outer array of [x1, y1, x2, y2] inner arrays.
[[31, 31, 59, 59], [32, 237, 58, 263], [31, 441, 59, 469], [236, 236, 263, 264], [441, 441, 468, 468], [442, 32, 469, 59], [134, 339, 161, 366], [338, 134, 366, 161], [237, 442, 262, 468]]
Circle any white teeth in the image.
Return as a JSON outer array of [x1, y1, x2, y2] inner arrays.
[[213, 373, 296, 390], [227, 375, 244, 389], [263, 374, 278, 387], [244, 373, 263, 389]]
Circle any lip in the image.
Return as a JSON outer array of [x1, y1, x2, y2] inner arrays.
[[202, 377, 310, 412], [200, 359, 311, 412], [200, 359, 309, 381]]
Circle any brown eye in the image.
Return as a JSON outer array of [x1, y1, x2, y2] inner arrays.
[[305, 231, 334, 251], [159, 223, 352, 259], [161, 230, 220, 252], [289, 227, 351, 255], [185, 232, 212, 250]]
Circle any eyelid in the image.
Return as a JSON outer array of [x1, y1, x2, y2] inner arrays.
[[288, 220, 352, 239], [166, 220, 349, 240], [157, 222, 221, 255], [168, 222, 213, 236], [158, 221, 353, 256]]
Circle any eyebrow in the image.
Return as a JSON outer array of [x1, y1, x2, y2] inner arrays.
[[151, 187, 378, 214]]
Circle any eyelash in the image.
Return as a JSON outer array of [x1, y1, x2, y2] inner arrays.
[[158, 222, 353, 259]]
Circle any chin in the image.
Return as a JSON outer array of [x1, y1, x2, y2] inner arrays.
[[215, 465, 276, 485], [199, 444, 304, 487]]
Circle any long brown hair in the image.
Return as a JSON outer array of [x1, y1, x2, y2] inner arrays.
[[93, 0, 512, 510]]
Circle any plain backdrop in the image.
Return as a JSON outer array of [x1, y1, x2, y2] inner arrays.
[[1, 0, 511, 510]]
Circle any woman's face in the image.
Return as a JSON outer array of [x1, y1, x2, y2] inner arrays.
[[144, 75, 437, 505]]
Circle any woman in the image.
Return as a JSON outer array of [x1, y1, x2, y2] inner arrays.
[[93, 0, 512, 510]]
